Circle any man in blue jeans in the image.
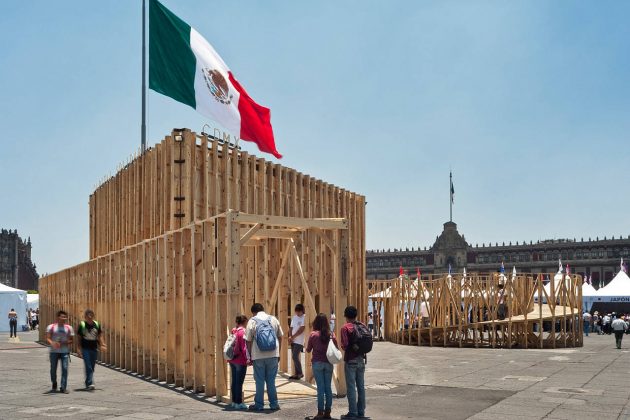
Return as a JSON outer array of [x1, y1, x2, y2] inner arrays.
[[340, 306, 366, 419], [46, 310, 74, 393], [77, 309, 107, 390], [245, 303, 284, 411]]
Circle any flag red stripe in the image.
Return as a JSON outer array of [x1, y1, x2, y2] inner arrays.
[[228, 72, 282, 159]]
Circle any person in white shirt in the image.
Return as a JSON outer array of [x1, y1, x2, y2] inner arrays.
[[245, 303, 284, 411], [612, 316, 627, 349], [603, 314, 612, 335], [288, 304, 305, 380]]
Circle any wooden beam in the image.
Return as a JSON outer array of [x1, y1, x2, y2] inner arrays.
[[233, 212, 348, 230], [290, 240, 317, 320], [267, 242, 293, 311], [239, 223, 262, 247], [250, 229, 302, 240], [312, 228, 336, 255]]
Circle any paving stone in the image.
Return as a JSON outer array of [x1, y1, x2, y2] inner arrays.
[[3, 331, 630, 419]]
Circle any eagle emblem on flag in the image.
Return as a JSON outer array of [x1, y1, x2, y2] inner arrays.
[[203, 68, 233, 105]]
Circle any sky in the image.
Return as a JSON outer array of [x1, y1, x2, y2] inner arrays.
[[1, 1, 629, 275]]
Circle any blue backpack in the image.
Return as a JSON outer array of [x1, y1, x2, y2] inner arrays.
[[255, 316, 277, 352]]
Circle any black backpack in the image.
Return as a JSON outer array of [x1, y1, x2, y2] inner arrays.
[[351, 321, 373, 355]]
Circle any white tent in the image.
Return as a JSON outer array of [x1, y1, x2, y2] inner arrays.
[[0, 283, 28, 332], [27, 293, 39, 310], [592, 270, 630, 303], [582, 282, 598, 312]]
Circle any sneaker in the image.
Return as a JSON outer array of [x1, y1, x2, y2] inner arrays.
[[248, 404, 264, 411], [236, 403, 248, 410], [51, 382, 57, 392], [60, 388, 69, 394], [229, 402, 236, 409], [269, 405, 280, 411], [341, 414, 358, 419], [88, 384, 95, 390]]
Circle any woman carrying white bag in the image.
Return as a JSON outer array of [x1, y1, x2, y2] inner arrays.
[[305, 313, 340, 420]]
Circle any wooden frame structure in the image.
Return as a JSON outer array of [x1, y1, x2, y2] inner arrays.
[[40, 128, 367, 401], [368, 273, 583, 349]]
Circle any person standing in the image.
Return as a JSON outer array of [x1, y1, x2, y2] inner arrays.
[[306, 313, 338, 420], [403, 312, 410, 330], [228, 315, 249, 410], [245, 303, 283, 411], [46, 310, 74, 393], [340, 306, 368, 419], [367, 314, 374, 336], [583, 311, 592, 337], [27, 309, 33, 331], [77, 309, 107, 390], [32, 309, 39, 330], [496, 283, 507, 320], [288, 304, 305, 380], [7, 308, 18, 338], [612, 316, 627, 349]]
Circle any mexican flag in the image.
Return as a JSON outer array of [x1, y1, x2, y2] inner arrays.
[[149, 0, 281, 159]]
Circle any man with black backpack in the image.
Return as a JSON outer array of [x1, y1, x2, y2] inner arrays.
[[77, 309, 107, 390], [245, 303, 284, 411], [340, 306, 372, 419]]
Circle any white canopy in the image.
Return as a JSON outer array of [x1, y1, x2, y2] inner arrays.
[[582, 282, 598, 297], [0, 283, 28, 332], [27, 293, 39, 310], [592, 270, 630, 303], [369, 288, 392, 298]]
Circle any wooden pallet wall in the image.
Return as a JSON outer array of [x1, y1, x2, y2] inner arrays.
[[368, 273, 583, 349], [40, 210, 361, 399]]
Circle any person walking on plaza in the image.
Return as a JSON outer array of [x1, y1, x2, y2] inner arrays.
[[612, 315, 627, 349], [245, 303, 283, 411], [288, 304, 306, 380], [228, 315, 249, 410], [77, 309, 107, 390], [592, 312, 600, 335], [46, 310, 74, 393], [603, 313, 612, 334], [583, 311, 592, 337], [306, 313, 339, 420], [7, 308, 18, 338], [341, 305, 372, 419]]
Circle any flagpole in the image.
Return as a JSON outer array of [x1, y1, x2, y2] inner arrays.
[[449, 171, 453, 222], [141, 0, 147, 153]]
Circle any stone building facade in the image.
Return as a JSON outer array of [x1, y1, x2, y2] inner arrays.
[[367, 221, 629, 288], [0, 229, 39, 290]]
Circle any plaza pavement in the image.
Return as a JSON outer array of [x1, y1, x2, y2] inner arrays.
[[1, 330, 630, 419]]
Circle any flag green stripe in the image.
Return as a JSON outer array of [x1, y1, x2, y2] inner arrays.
[[149, 0, 196, 108]]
